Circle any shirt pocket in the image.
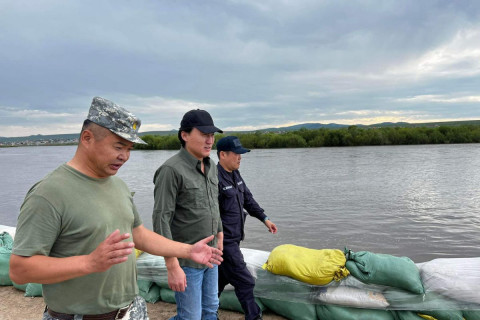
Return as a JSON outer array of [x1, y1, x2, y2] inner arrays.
[[183, 180, 205, 209]]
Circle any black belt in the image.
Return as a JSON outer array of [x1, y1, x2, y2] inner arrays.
[[47, 303, 131, 320]]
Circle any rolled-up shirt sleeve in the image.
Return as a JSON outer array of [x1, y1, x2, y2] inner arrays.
[[152, 166, 178, 240]]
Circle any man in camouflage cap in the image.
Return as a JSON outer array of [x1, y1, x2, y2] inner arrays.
[[87, 96, 147, 145], [10, 97, 223, 320]]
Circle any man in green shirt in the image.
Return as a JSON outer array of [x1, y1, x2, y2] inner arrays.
[[153, 109, 223, 320], [10, 97, 222, 320]]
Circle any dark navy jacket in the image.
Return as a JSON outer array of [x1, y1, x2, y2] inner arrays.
[[217, 164, 267, 243]]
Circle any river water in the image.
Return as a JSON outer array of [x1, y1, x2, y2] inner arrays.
[[1, 144, 479, 262]]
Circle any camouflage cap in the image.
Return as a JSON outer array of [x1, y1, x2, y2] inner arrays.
[[87, 97, 147, 144]]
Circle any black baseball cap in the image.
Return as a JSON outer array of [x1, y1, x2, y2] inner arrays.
[[216, 136, 250, 154], [180, 109, 223, 134]]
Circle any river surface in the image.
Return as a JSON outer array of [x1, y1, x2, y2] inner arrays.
[[1, 144, 479, 262]]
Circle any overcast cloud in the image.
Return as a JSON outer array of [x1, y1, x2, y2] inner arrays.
[[1, 0, 480, 137]]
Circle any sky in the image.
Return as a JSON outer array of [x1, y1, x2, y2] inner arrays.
[[1, 1, 480, 137]]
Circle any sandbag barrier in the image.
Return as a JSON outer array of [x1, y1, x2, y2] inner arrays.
[[136, 244, 480, 320], [1, 224, 479, 320]]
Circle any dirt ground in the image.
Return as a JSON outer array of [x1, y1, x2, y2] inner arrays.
[[0, 286, 287, 320]]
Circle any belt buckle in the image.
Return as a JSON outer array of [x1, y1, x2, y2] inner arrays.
[[115, 303, 131, 320]]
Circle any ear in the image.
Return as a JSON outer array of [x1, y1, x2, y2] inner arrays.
[[79, 129, 94, 146], [181, 130, 190, 143]]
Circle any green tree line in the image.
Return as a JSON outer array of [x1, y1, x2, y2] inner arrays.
[[134, 125, 480, 150]]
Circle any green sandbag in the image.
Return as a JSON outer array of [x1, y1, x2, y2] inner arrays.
[[25, 283, 42, 297], [463, 310, 480, 320], [137, 280, 161, 303], [384, 289, 460, 310], [137, 279, 153, 293], [0, 232, 13, 286], [260, 298, 316, 320], [13, 281, 42, 297], [12, 281, 28, 292], [316, 304, 395, 320], [159, 287, 177, 304], [345, 248, 424, 294], [219, 290, 266, 313]]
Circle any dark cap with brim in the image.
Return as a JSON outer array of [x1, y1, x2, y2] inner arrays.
[[180, 109, 223, 134], [216, 136, 250, 154], [87, 96, 147, 144]]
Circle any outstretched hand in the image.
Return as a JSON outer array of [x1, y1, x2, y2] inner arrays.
[[190, 235, 223, 268], [86, 229, 134, 273]]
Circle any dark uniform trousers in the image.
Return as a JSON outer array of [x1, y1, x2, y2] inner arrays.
[[218, 242, 261, 320]]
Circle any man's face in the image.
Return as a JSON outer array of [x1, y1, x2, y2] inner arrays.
[[87, 130, 134, 178], [182, 127, 215, 160], [220, 151, 242, 172]]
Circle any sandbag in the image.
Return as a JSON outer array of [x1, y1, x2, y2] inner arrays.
[[25, 283, 43, 297], [241, 248, 270, 279], [316, 304, 395, 320], [12, 281, 42, 297], [136, 252, 169, 288], [384, 289, 461, 310], [262, 244, 349, 285], [260, 298, 317, 320], [219, 290, 266, 313], [137, 279, 161, 303], [315, 285, 389, 309], [345, 248, 424, 294], [12, 281, 28, 291], [0, 232, 14, 286], [420, 257, 480, 305], [159, 287, 176, 304], [0, 225, 16, 239], [463, 310, 480, 320]]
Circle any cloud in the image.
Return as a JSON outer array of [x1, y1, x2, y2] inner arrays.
[[1, 1, 480, 136]]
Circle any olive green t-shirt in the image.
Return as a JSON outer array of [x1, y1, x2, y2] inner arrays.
[[13, 164, 142, 314], [153, 147, 222, 268]]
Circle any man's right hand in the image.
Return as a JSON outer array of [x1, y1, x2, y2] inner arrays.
[[86, 229, 134, 273], [167, 264, 187, 292]]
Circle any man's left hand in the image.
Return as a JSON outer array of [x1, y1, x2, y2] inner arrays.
[[265, 220, 278, 234]]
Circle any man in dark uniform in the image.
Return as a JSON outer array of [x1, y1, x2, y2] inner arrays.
[[216, 136, 278, 320]]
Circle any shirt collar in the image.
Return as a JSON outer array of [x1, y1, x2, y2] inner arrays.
[[179, 147, 211, 174]]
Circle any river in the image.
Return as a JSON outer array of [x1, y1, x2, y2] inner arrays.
[[1, 144, 479, 262]]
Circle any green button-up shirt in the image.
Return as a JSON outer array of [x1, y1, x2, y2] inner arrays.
[[153, 147, 222, 268]]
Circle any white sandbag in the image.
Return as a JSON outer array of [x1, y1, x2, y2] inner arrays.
[[241, 248, 270, 279], [224, 248, 270, 291], [420, 257, 480, 305], [315, 286, 389, 309], [0, 225, 16, 239]]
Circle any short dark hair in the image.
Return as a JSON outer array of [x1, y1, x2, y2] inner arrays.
[[178, 127, 193, 147], [80, 119, 109, 141]]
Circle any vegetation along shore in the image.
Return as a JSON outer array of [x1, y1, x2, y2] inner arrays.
[[2, 120, 480, 149], [136, 124, 480, 150]]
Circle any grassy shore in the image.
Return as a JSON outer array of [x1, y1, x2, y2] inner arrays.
[[0, 285, 287, 320]]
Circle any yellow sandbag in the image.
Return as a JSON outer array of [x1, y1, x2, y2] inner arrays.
[[262, 244, 349, 285], [135, 249, 144, 258]]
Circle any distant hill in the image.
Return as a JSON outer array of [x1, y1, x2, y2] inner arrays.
[[2, 120, 480, 144]]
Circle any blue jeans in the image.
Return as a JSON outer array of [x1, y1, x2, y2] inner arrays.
[[170, 265, 219, 320]]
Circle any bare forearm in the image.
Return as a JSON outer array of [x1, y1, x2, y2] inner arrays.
[[133, 225, 191, 259], [10, 254, 90, 285]]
